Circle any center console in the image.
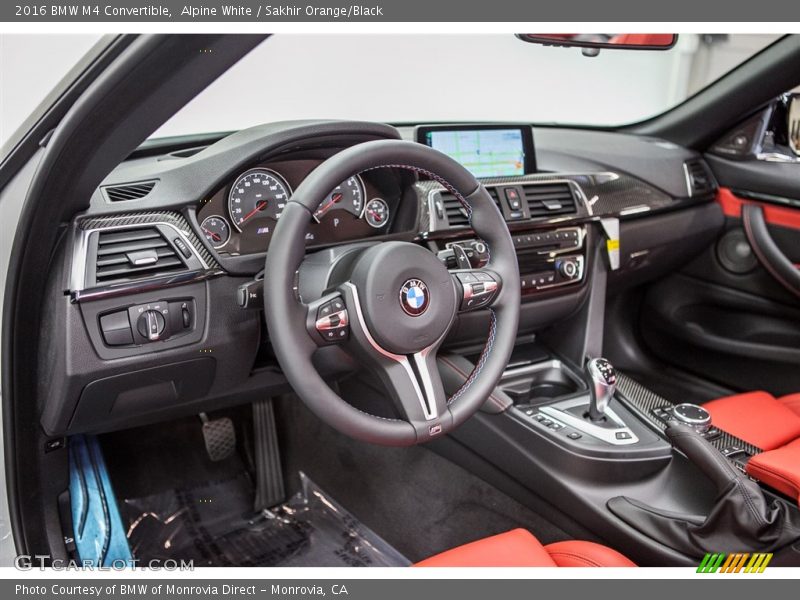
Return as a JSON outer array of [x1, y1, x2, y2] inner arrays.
[[488, 349, 764, 468], [436, 343, 800, 565], [492, 352, 669, 463]]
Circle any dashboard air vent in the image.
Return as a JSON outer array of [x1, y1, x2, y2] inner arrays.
[[523, 182, 577, 218], [684, 159, 716, 197], [487, 186, 500, 208], [92, 226, 188, 285], [103, 181, 157, 202], [439, 191, 470, 227]]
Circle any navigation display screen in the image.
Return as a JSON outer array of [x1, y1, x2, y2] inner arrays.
[[420, 126, 533, 178]]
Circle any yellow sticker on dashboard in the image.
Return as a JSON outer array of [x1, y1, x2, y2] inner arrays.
[[606, 239, 620, 252]]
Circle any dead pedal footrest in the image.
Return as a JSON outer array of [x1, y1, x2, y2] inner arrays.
[[253, 398, 285, 511]]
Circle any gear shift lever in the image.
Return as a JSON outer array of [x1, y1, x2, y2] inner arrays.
[[539, 357, 637, 445], [586, 358, 617, 421]]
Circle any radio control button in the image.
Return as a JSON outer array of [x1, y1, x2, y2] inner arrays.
[[559, 259, 579, 279]]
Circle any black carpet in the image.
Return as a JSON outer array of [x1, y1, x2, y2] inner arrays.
[[100, 397, 570, 564], [100, 408, 251, 501], [276, 396, 570, 562]]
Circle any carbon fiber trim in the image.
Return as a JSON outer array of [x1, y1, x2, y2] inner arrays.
[[484, 172, 676, 217], [417, 171, 678, 230], [615, 372, 763, 458], [78, 211, 219, 269], [573, 172, 676, 216]]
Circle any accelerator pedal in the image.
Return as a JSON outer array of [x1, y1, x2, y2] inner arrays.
[[253, 398, 285, 512], [200, 413, 236, 462]]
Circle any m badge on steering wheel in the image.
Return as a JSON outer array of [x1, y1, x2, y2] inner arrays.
[[399, 278, 429, 316]]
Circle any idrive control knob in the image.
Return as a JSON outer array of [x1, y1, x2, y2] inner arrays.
[[670, 403, 712, 433]]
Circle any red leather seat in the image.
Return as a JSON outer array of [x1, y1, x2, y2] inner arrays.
[[746, 438, 800, 505], [415, 529, 635, 567], [703, 391, 800, 450], [704, 391, 800, 506]]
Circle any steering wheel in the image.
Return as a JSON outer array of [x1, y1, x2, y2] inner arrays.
[[264, 140, 520, 446]]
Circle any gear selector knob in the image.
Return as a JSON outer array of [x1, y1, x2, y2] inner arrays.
[[586, 358, 617, 421]]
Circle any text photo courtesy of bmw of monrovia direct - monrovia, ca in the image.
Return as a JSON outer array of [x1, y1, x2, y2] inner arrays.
[[15, 584, 347, 596]]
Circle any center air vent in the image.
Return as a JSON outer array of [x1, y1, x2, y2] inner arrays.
[[522, 182, 577, 218], [91, 226, 188, 286], [439, 191, 471, 227], [102, 180, 157, 203], [436, 182, 577, 229], [684, 159, 716, 197]]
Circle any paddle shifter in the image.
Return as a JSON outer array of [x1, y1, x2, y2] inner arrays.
[[586, 358, 617, 421]]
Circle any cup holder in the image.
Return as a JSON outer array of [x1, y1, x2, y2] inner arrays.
[[499, 359, 583, 405]]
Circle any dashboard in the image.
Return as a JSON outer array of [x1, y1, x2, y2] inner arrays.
[[195, 159, 410, 254], [42, 119, 723, 436]]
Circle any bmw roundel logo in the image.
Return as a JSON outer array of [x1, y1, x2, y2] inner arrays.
[[399, 278, 429, 316]]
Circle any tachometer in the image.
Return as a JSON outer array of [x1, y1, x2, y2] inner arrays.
[[200, 215, 231, 249], [228, 168, 291, 232], [364, 198, 390, 228], [313, 176, 365, 222]]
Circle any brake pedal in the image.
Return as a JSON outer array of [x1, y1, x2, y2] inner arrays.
[[253, 398, 285, 512], [200, 413, 236, 462]]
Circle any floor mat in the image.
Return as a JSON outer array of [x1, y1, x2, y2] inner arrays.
[[278, 396, 577, 561], [122, 471, 409, 567]]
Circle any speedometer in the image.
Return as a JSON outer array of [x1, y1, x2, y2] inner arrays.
[[228, 168, 291, 232]]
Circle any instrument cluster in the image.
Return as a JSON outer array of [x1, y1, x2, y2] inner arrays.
[[196, 158, 399, 255]]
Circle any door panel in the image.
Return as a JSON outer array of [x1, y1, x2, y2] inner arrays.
[[640, 158, 800, 397]]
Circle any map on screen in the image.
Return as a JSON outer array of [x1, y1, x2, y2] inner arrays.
[[426, 129, 526, 178]]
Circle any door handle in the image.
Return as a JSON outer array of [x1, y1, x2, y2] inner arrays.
[[743, 203, 800, 299]]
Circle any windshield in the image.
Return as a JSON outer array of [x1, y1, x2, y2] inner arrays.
[[153, 34, 781, 138]]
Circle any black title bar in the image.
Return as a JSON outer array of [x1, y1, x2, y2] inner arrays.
[[4, 0, 800, 22]]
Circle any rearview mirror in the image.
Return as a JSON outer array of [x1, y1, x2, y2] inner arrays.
[[516, 34, 678, 52], [789, 95, 800, 156]]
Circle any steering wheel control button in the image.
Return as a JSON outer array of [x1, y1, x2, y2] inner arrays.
[[459, 271, 499, 311], [399, 278, 430, 316], [456, 272, 479, 284], [316, 298, 349, 343]]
